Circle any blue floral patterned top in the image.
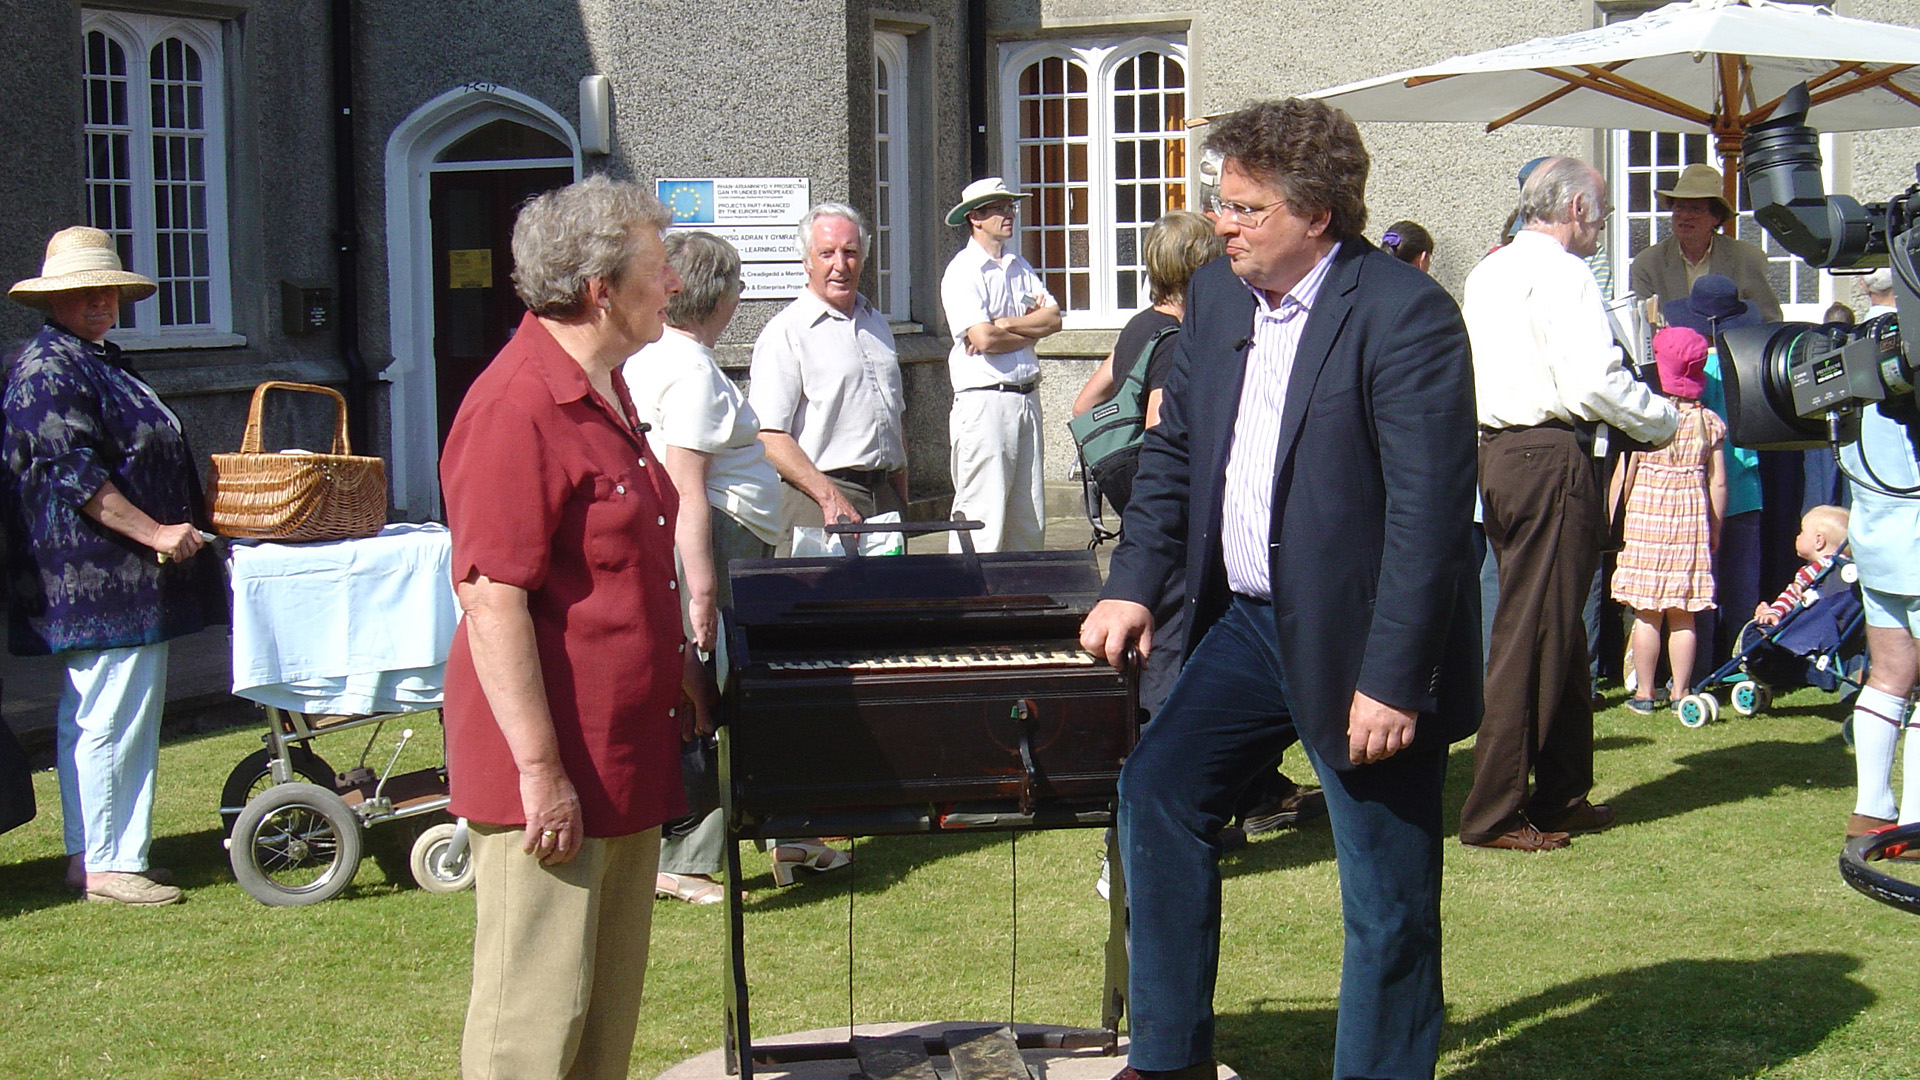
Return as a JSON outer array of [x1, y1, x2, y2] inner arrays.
[[1, 320, 225, 655]]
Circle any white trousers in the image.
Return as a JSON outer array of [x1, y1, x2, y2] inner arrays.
[[57, 642, 169, 872], [948, 388, 1046, 553]]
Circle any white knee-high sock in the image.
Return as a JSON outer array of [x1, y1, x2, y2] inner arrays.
[[1900, 700, 1920, 826], [1855, 686, 1906, 821]]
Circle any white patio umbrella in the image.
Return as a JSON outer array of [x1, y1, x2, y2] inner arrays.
[[1305, 0, 1920, 205]]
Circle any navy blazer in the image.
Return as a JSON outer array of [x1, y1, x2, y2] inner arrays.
[[1102, 240, 1482, 770]]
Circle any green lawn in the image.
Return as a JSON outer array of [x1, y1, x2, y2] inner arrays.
[[4, 689, 1919, 1079]]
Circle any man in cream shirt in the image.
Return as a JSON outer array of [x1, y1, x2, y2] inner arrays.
[[749, 202, 907, 553], [1458, 157, 1676, 853], [940, 177, 1061, 552]]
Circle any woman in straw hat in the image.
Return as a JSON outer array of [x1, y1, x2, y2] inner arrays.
[[3, 226, 225, 906]]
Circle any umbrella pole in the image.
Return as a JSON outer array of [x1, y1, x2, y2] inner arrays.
[[1716, 131, 1744, 232]]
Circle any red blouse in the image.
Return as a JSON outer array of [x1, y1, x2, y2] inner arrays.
[[440, 313, 686, 836]]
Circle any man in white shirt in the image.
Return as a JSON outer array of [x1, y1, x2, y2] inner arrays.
[[749, 203, 907, 553], [1459, 157, 1677, 852], [940, 177, 1061, 552]]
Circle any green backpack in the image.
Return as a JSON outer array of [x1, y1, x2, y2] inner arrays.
[[1068, 323, 1179, 477]]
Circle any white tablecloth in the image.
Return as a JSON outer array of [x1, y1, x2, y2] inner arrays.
[[229, 523, 459, 714]]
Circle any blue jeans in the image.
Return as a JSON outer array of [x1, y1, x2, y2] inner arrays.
[[1119, 595, 1447, 1079]]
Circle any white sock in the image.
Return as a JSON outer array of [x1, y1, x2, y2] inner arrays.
[[1854, 686, 1906, 821], [1902, 701, 1920, 826]]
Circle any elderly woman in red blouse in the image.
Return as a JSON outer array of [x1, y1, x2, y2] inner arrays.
[[439, 175, 709, 1080]]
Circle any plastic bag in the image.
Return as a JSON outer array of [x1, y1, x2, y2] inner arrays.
[[790, 511, 905, 557]]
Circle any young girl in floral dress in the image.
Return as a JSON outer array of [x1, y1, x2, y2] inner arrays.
[[1612, 327, 1728, 713]]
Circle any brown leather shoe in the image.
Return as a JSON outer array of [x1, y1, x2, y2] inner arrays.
[[1462, 824, 1571, 851], [1241, 787, 1327, 834], [1848, 813, 1896, 839], [1536, 801, 1616, 836]]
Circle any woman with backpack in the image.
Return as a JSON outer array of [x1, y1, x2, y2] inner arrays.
[[1071, 210, 1221, 515]]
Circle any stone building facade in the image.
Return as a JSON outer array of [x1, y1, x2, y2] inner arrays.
[[4, 0, 1919, 522]]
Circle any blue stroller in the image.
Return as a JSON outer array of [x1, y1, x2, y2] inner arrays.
[[1677, 557, 1868, 728]]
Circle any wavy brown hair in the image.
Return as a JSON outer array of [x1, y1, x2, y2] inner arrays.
[[1203, 98, 1369, 242]]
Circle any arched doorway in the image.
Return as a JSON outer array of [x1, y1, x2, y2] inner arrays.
[[429, 120, 573, 448], [385, 86, 579, 518]]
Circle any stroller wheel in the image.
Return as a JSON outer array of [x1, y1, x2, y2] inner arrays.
[[229, 782, 362, 906], [410, 822, 475, 894], [1676, 694, 1713, 728], [1731, 680, 1766, 717]]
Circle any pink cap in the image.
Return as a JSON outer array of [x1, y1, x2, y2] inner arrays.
[[1653, 326, 1708, 399]]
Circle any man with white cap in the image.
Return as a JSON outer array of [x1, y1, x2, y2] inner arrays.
[[939, 177, 1061, 552], [1629, 162, 1782, 323]]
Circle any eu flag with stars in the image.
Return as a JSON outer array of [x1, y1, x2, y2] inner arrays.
[[659, 180, 715, 224]]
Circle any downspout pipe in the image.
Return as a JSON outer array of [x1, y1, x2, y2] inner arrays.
[[968, 0, 988, 176], [331, 0, 370, 454]]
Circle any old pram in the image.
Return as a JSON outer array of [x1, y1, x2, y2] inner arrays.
[[218, 523, 472, 905]]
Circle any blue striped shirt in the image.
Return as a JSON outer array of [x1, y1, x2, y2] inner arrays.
[[1221, 248, 1336, 600]]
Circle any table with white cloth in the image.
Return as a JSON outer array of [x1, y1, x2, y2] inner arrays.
[[228, 522, 459, 714]]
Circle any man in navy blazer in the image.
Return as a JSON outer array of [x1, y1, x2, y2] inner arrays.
[[1081, 99, 1481, 1080]]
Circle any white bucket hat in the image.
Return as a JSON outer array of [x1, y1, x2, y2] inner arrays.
[[9, 226, 157, 310], [946, 177, 1033, 227]]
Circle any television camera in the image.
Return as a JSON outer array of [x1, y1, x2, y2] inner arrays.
[[1720, 83, 1918, 494]]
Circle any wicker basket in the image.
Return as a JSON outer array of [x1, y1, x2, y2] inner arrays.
[[208, 382, 387, 542]]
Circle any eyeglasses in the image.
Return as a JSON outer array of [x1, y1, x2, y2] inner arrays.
[[1207, 193, 1286, 228], [978, 201, 1018, 218]]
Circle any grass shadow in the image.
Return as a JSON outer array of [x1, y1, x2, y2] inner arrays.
[[1592, 734, 1656, 753], [1606, 737, 1853, 828], [1441, 951, 1868, 1079], [1213, 952, 1868, 1080], [736, 828, 1014, 913], [1221, 819, 1336, 877]]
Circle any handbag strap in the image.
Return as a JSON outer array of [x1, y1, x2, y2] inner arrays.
[[239, 381, 351, 456]]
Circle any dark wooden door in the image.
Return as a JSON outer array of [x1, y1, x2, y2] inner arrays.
[[429, 166, 572, 448]]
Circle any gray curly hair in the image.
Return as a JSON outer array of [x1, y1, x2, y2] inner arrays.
[[511, 175, 673, 318]]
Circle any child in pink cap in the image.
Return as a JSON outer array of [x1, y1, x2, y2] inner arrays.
[[1610, 326, 1729, 713]]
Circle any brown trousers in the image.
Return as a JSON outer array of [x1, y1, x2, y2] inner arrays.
[[1458, 425, 1605, 843], [462, 824, 661, 1080]]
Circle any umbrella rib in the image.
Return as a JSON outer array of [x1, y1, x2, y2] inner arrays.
[[1574, 65, 1712, 124], [1808, 64, 1918, 108], [1741, 61, 1870, 125], [1481, 61, 1629, 131], [1491, 65, 1710, 130]]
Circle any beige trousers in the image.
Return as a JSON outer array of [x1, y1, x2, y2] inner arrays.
[[462, 824, 662, 1080]]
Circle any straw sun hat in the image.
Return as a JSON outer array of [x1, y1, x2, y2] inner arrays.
[[9, 226, 156, 310], [1655, 163, 1735, 222]]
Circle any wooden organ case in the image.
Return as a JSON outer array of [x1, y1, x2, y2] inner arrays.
[[718, 527, 1137, 1078]]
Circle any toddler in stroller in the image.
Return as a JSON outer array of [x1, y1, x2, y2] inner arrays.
[[1683, 506, 1865, 727]]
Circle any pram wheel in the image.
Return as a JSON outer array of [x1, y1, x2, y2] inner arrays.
[[229, 782, 363, 906], [218, 746, 336, 835], [1676, 693, 1720, 728], [1730, 680, 1769, 717], [409, 822, 474, 893]]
